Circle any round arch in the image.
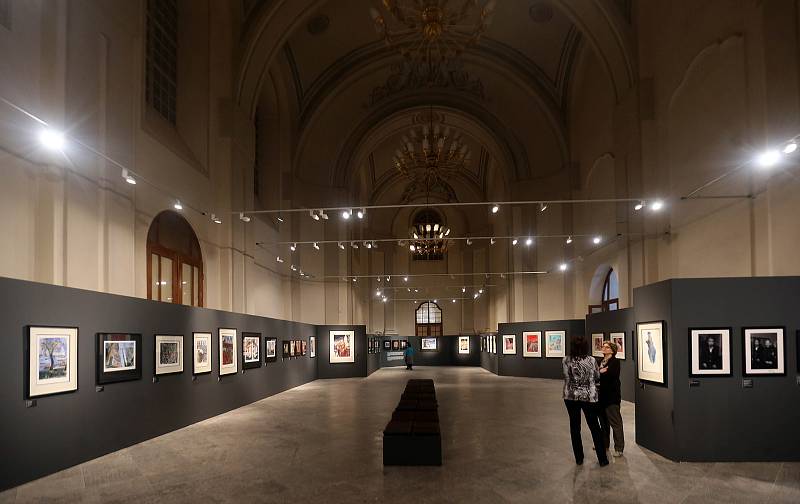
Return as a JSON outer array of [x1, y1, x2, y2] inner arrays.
[[588, 265, 618, 314], [146, 210, 204, 307]]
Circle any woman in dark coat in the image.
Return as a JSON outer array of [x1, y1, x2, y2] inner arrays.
[[598, 340, 624, 457]]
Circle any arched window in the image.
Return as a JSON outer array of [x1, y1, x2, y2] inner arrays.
[[415, 302, 443, 337], [147, 210, 204, 306], [589, 268, 619, 314]]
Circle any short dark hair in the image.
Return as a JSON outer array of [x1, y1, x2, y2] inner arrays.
[[570, 335, 589, 358]]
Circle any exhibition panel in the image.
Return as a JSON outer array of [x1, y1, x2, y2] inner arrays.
[[315, 325, 369, 379], [380, 336, 480, 367], [494, 320, 585, 378], [585, 308, 636, 402]]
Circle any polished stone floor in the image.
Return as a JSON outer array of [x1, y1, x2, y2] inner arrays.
[[1, 366, 798, 503]]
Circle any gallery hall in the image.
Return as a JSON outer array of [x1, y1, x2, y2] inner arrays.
[[1, 0, 800, 502]]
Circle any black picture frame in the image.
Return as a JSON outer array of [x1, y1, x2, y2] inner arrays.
[[636, 321, 667, 386], [264, 337, 278, 363], [688, 327, 732, 378], [241, 332, 262, 369], [392, 340, 400, 351], [384, 340, 391, 350], [742, 327, 786, 377], [282, 340, 290, 358], [301, 340, 307, 356], [400, 340, 408, 349], [96, 333, 142, 385]]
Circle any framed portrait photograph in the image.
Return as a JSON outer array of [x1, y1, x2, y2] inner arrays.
[[637, 321, 666, 385], [242, 332, 261, 369], [96, 333, 142, 385], [591, 333, 605, 358], [219, 328, 238, 376], [689, 328, 731, 376], [502, 334, 516, 355], [522, 331, 542, 358], [27, 326, 78, 398], [155, 334, 184, 376], [330, 330, 355, 363], [192, 332, 212, 375], [458, 336, 470, 354], [421, 337, 437, 351], [282, 340, 290, 358], [545, 330, 565, 358], [743, 327, 785, 376], [310, 336, 316, 358], [400, 340, 408, 349], [392, 340, 400, 351], [264, 337, 277, 363], [610, 332, 626, 360], [384, 340, 391, 350]]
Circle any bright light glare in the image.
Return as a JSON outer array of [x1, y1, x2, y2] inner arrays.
[[783, 142, 797, 154], [757, 149, 780, 168], [634, 202, 644, 211], [559, 263, 567, 271], [341, 210, 350, 219], [593, 236, 602, 245], [39, 129, 65, 150], [525, 237, 533, 246], [650, 200, 664, 211], [491, 204, 499, 214]]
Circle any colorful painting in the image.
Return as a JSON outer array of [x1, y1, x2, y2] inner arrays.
[[193, 332, 212, 374], [219, 328, 238, 376], [545, 330, 565, 358], [28, 326, 79, 398], [421, 337, 437, 351], [155, 335, 184, 375], [458, 336, 470, 354], [96, 333, 142, 385], [637, 321, 665, 384], [592, 333, 605, 358], [330, 330, 355, 363], [523, 331, 541, 358], [502, 334, 516, 355], [610, 332, 626, 360]]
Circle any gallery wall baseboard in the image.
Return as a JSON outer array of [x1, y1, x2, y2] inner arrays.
[[0, 276, 318, 491]]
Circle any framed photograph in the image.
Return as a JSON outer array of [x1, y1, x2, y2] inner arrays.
[[310, 336, 316, 358], [155, 334, 184, 376], [689, 328, 731, 376], [301, 340, 307, 356], [192, 332, 212, 375], [282, 340, 290, 358], [392, 340, 400, 351], [264, 337, 277, 363], [545, 330, 565, 358], [330, 330, 355, 363], [502, 334, 516, 355], [421, 337, 437, 351], [458, 336, 470, 354], [637, 321, 666, 385], [375, 339, 381, 354], [400, 340, 408, 349], [219, 328, 238, 376], [96, 333, 141, 385], [290, 340, 296, 357], [610, 332, 626, 360], [368, 338, 374, 354], [591, 333, 605, 357], [384, 340, 391, 350], [743, 327, 785, 376], [522, 331, 542, 358], [27, 326, 78, 398], [242, 332, 261, 369], [490, 335, 496, 354]]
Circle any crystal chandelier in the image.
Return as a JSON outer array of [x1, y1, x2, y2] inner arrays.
[[370, 0, 496, 72], [409, 209, 450, 260]]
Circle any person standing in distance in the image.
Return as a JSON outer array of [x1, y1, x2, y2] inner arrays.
[[403, 342, 415, 370]]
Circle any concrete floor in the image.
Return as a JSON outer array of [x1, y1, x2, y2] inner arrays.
[[1, 366, 798, 503]]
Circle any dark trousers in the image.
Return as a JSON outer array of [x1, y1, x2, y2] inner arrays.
[[564, 400, 609, 464], [599, 403, 625, 452], [405, 357, 413, 370]]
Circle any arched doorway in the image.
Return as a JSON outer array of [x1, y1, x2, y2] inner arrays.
[[415, 301, 443, 337], [147, 210, 204, 306]]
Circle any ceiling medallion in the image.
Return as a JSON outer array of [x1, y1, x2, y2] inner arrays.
[[370, 0, 495, 76]]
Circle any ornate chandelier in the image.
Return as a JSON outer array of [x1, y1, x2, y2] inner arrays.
[[392, 110, 471, 184], [409, 209, 450, 260], [370, 0, 496, 71]]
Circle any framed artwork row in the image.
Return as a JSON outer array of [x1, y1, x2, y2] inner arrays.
[[490, 331, 566, 358], [282, 339, 308, 358], [368, 337, 383, 354], [588, 332, 627, 360]]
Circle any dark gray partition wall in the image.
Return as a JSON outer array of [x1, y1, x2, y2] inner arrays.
[[0, 276, 318, 491], [496, 320, 584, 378], [379, 336, 480, 367], [380, 336, 410, 368], [315, 325, 368, 379], [585, 308, 636, 402], [480, 335, 498, 374], [634, 277, 800, 462]]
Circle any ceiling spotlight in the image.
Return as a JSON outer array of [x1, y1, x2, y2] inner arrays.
[[357, 208, 365, 219], [319, 210, 329, 220], [211, 214, 222, 224], [473, 293, 479, 299], [593, 236, 602, 245], [566, 236, 573, 244], [239, 212, 251, 222], [122, 169, 137, 185], [650, 200, 664, 211], [290, 265, 297, 271], [490, 238, 496, 245], [382, 297, 388, 303], [365, 241, 372, 249], [386, 276, 390, 282], [525, 237, 533, 246], [310, 210, 320, 221], [414, 289, 419, 293], [433, 299, 438, 303], [409, 244, 416, 252], [756, 149, 781, 168], [491, 204, 499, 214], [413, 232, 418, 239], [512, 238, 518, 246], [445, 228, 451, 236], [372, 241, 378, 249], [351, 242, 359, 249], [39, 129, 65, 150], [462, 287, 466, 293], [466, 238, 473, 246], [290, 243, 297, 251], [313, 242, 320, 250], [634, 201, 644, 211], [559, 263, 567, 271], [479, 288, 484, 294], [173, 201, 183, 211], [276, 215, 284, 223], [352, 278, 357, 282], [377, 277, 381, 283], [407, 288, 411, 292], [783, 142, 798, 154], [539, 203, 548, 212], [338, 242, 345, 250], [276, 256, 284, 263], [343, 209, 353, 220], [376, 290, 382, 296], [403, 277, 408, 282], [452, 299, 456, 303]]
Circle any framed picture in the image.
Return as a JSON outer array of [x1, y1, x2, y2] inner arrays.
[[490, 335, 496, 354], [219, 328, 238, 376], [610, 332, 626, 360], [689, 328, 731, 376], [637, 321, 666, 385], [310, 336, 316, 358], [375, 339, 381, 354], [421, 337, 437, 351], [458, 336, 470, 354], [523, 331, 542, 358], [392, 340, 400, 351], [192, 332, 212, 375], [302, 340, 307, 356], [27, 326, 78, 398], [330, 330, 355, 363], [400, 340, 408, 349], [282, 340, 290, 358], [290, 340, 296, 357], [502, 334, 516, 355], [242, 332, 261, 369], [155, 334, 184, 376], [368, 338, 374, 354], [96, 333, 141, 385], [545, 330, 565, 358], [384, 340, 391, 350], [743, 327, 785, 376], [264, 337, 277, 363], [591, 333, 605, 358]]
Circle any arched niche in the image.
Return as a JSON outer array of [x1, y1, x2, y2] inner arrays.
[[146, 210, 204, 307]]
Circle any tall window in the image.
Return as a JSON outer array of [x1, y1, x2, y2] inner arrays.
[[415, 302, 443, 337], [145, 0, 178, 125], [589, 268, 619, 314], [147, 210, 203, 306]]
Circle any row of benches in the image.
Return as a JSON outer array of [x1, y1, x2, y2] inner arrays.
[[383, 379, 442, 465]]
